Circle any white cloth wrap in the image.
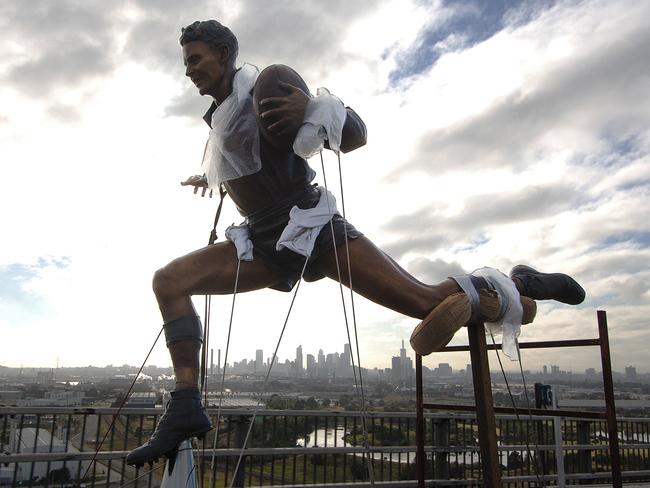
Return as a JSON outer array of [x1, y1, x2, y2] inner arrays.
[[275, 186, 339, 258], [472, 267, 524, 360], [202, 64, 261, 188], [225, 224, 254, 261], [293, 88, 347, 159]]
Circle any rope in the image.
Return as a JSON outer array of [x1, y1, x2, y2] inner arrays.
[[199, 295, 211, 487], [80, 327, 164, 482], [199, 187, 228, 487], [208, 258, 242, 488], [229, 257, 310, 488], [489, 331, 545, 486], [319, 150, 375, 484]]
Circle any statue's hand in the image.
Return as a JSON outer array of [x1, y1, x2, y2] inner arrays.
[[259, 82, 310, 138], [181, 174, 213, 198]]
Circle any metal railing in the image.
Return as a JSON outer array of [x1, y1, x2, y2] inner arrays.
[[2, 406, 649, 487]]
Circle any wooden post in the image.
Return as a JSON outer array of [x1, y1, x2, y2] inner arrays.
[[467, 320, 502, 487], [597, 311, 622, 488]]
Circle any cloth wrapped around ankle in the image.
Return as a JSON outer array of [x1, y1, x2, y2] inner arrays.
[[453, 267, 523, 360]]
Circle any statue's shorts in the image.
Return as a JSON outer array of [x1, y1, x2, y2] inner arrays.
[[246, 185, 362, 292]]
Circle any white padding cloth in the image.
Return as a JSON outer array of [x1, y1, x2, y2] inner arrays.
[[202, 63, 261, 188], [275, 186, 338, 257], [473, 267, 524, 360], [293, 88, 347, 159], [225, 224, 254, 261]]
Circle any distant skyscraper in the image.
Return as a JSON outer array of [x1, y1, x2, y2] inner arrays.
[[306, 354, 316, 377], [342, 343, 351, 366], [317, 349, 326, 378], [296, 345, 303, 375], [391, 356, 401, 383], [625, 366, 637, 381], [437, 363, 453, 376], [255, 349, 263, 373]]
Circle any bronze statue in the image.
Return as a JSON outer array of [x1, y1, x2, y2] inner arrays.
[[126, 20, 585, 467]]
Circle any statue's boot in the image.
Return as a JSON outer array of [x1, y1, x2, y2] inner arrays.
[[509, 264, 585, 305], [410, 270, 536, 355], [126, 388, 211, 467], [126, 314, 211, 467]]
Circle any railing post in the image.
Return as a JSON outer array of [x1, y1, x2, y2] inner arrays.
[[577, 420, 592, 475], [416, 353, 425, 488], [550, 392, 566, 487], [433, 418, 450, 479], [467, 320, 502, 488], [553, 416, 566, 487], [232, 415, 251, 488]]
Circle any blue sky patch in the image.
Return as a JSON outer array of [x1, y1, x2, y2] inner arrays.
[[571, 133, 644, 169], [0, 257, 70, 324], [454, 233, 491, 252], [599, 231, 650, 249], [389, 0, 556, 86]]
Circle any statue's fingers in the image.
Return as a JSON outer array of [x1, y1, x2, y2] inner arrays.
[[267, 118, 290, 133]]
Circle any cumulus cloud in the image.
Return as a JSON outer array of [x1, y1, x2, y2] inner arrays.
[[381, 182, 581, 259], [1, 0, 121, 97], [164, 86, 212, 120], [406, 257, 466, 283], [153, 0, 393, 118], [391, 1, 650, 178]]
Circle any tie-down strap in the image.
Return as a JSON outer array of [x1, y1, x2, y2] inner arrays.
[[451, 267, 525, 359], [450, 273, 507, 324]]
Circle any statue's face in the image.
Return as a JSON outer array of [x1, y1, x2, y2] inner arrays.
[[182, 40, 227, 98]]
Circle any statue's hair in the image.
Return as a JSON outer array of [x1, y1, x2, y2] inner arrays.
[[179, 20, 238, 65]]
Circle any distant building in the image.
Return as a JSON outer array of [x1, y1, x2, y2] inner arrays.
[[0, 391, 22, 405], [437, 363, 453, 376], [336, 343, 353, 378], [626, 366, 638, 382], [126, 392, 157, 408], [296, 345, 303, 376], [17, 390, 84, 407], [306, 354, 316, 377], [255, 349, 263, 373]]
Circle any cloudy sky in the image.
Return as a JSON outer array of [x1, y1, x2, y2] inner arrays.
[[1, 0, 649, 375]]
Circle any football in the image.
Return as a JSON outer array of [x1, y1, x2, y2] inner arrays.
[[253, 64, 310, 151]]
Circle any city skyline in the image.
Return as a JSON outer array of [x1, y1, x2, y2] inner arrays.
[[3, 338, 646, 377]]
